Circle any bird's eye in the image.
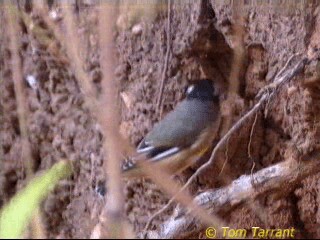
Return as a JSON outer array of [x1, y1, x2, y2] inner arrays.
[[186, 85, 194, 94]]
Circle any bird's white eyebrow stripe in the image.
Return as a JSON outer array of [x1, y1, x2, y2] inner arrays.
[[151, 147, 180, 162]]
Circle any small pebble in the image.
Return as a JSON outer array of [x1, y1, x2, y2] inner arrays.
[[132, 24, 143, 35], [26, 75, 38, 90]]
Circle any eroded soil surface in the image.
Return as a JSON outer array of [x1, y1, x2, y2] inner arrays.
[[1, 1, 320, 238]]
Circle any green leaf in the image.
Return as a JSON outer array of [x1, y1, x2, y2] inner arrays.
[[0, 161, 72, 238]]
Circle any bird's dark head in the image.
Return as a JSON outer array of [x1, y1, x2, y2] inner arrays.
[[186, 79, 219, 102]]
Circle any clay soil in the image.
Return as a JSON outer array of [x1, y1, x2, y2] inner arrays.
[[1, 0, 320, 238]]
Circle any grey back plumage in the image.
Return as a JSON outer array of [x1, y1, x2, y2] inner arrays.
[[141, 99, 219, 149]]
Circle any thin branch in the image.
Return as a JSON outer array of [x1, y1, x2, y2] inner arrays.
[[62, 3, 97, 101], [219, 0, 246, 141], [96, 2, 125, 238], [158, 151, 320, 238], [6, 3, 46, 238], [156, 0, 172, 117], [58, 2, 125, 238], [7, 3, 32, 176], [248, 112, 258, 160], [218, 138, 229, 177], [144, 56, 308, 232], [248, 112, 258, 185], [274, 54, 300, 84]]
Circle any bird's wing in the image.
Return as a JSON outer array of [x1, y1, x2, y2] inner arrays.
[[136, 138, 181, 162], [121, 143, 181, 174], [136, 100, 215, 162]]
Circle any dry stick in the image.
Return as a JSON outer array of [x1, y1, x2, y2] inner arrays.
[[220, 1, 246, 139], [143, 56, 308, 232], [248, 112, 258, 181], [97, 3, 125, 238], [218, 110, 268, 227], [158, 153, 320, 238], [6, 4, 46, 239], [274, 54, 300, 83], [257, 53, 300, 100], [246, 113, 269, 226], [218, 1, 245, 176], [218, 138, 229, 177], [62, 4, 97, 101], [61, 3, 125, 238], [248, 112, 258, 160], [156, 0, 171, 117], [6, 4, 32, 178], [220, 115, 266, 228]]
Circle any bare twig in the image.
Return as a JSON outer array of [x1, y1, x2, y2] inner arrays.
[[96, 2, 125, 238], [257, 53, 302, 99], [248, 112, 258, 160], [144, 56, 308, 232], [59, 2, 125, 238], [218, 138, 229, 177], [229, 1, 246, 95], [220, 1, 246, 137], [6, 3, 46, 238], [274, 54, 300, 84], [248, 112, 258, 184], [62, 4, 97, 101], [157, 151, 320, 238], [6, 3, 32, 176], [156, 0, 171, 117]]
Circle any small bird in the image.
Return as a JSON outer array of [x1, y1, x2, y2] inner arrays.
[[122, 79, 221, 179]]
